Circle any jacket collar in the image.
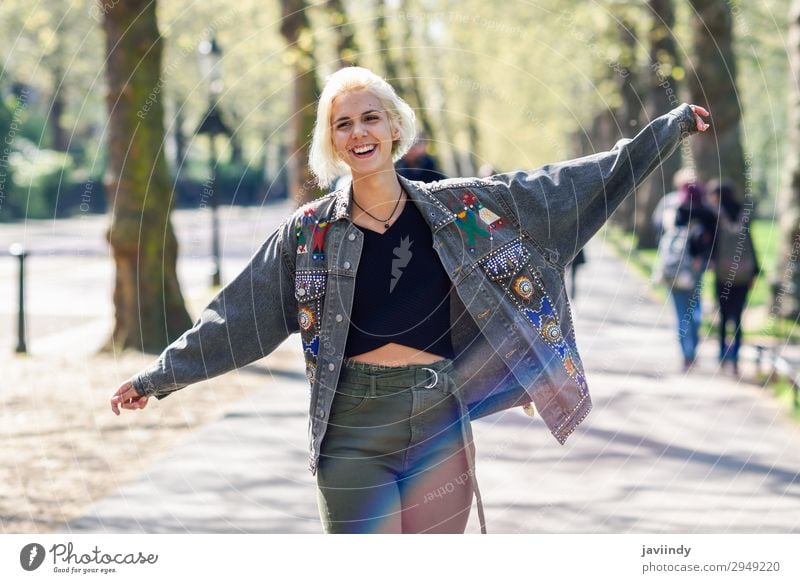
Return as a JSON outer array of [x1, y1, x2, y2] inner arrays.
[[329, 173, 456, 232]]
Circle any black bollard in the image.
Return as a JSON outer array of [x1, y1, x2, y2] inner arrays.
[[9, 243, 27, 354]]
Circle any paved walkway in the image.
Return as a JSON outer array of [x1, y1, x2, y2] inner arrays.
[[64, 234, 800, 534]]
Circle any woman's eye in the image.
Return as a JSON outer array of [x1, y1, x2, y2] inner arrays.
[[365, 115, 379, 121], [336, 121, 351, 130]]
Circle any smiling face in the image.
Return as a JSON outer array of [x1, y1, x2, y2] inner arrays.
[[330, 89, 400, 180]]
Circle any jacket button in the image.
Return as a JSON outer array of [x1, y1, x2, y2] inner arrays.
[[297, 288, 306, 297], [343, 261, 351, 270], [328, 363, 335, 371], [318, 410, 326, 419], [335, 314, 343, 322], [348, 233, 356, 241]]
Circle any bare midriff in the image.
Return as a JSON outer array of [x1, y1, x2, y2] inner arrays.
[[347, 342, 446, 366]]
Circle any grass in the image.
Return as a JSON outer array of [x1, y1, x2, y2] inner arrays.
[[754, 375, 800, 421]]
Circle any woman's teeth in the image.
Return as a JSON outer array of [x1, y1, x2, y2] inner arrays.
[[352, 144, 376, 157]]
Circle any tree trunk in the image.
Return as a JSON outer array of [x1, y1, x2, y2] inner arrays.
[[173, 103, 186, 169], [101, 0, 192, 353], [397, 5, 434, 141], [610, 17, 642, 231], [636, 0, 683, 249], [773, 0, 800, 319], [49, 65, 69, 151], [407, 3, 459, 177], [687, 0, 746, 199], [374, 0, 401, 85], [326, 0, 359, 67], [280, 0, 321, 204]]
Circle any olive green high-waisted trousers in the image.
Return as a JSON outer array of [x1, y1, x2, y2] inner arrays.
[[315, 358, 486, 534]]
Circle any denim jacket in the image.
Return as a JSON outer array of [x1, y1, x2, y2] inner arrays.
[[132, 103, 697, 475]]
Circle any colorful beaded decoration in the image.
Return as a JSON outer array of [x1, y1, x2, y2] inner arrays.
[[512, 274, 535, 301], [306, 362, 317, 385], [298, 305, 315, 331], [480, 240, 531, 280], [523, 294, 588, 394], [295, 271, 327, 299], [480, 239, 586, 395]]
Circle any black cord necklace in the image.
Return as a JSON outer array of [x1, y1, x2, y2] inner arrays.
[[352, 188, 404, 229]]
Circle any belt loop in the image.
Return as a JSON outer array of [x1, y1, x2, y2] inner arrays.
[[369, 373, 376, 398]]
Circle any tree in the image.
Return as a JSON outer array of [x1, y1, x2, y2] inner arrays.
[[280, 0, 320, 205], [373, 0, 401, 85], [635, 0, 683, 249], [773, 0, 800, 319], [687, 0, 747, 200], [0, 0, 104, 152], [101, 0, 192, 352], [326, 0, 359, 67], [609, 15, 644, 231]]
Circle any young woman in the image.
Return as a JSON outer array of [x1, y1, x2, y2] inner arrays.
[[665, 182, 719, 371], [111, 67, 709, 534]]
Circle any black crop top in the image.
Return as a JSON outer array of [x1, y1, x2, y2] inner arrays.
[[344, 198, 455, 359]]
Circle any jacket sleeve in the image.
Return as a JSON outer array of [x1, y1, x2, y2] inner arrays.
[[131, 217, 299, 400], [493, 103, 698, 266]]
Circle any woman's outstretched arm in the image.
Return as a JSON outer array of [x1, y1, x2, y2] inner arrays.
[[111, 218, 299, 415], [493, 103, 710, 266]]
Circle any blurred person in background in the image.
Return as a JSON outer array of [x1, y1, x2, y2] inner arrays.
[[708, 181, 759, 376], [656, 181, 718, 371], [395, 131, 447, 183]]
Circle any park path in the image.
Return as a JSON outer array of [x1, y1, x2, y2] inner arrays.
[[61, 231, 800, 534]]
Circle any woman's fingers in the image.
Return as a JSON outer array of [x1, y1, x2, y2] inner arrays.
[[689, 104, 711, 132], [110, 381, 148, 415]]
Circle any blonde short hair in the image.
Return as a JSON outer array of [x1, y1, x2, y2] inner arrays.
[[309, 67, 417, 189]]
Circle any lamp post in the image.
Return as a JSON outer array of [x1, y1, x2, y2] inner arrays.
[[196, 36, 230, 287], [9, 243, 27, 354]]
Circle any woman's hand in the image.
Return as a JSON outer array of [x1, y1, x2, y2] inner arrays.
[[110, 380, 150, 415], [689, 105, 711, 132]]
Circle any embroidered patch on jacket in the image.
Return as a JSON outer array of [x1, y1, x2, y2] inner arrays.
[[303, 334, 320, 357], [306, 361, 317, 385], [479, 207, 505, 231], [298, 305, 315, 331], [479, 240, 587, 395], [450, 191, 490, 252], [311, 219, 331, 261], [523, 294, 588, 394], [512, 274, 534, 301], [295, 208, 317, 255], [295, 269, 327, 386], [451, 190, 507, 251]]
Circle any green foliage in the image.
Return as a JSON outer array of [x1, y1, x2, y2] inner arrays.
[[0, 137, 72, 220], [0, 95, 12, 217], [0, 0, 794, 212]]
